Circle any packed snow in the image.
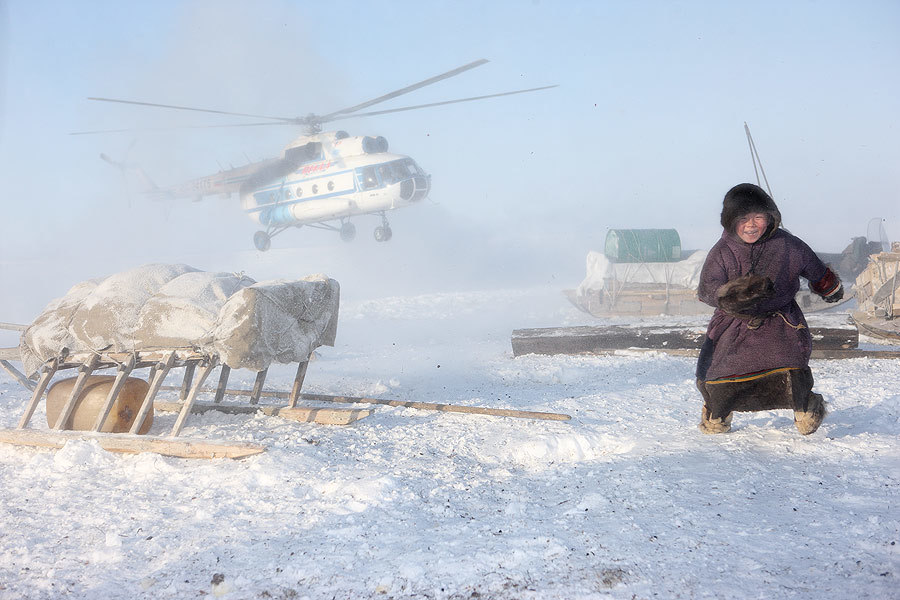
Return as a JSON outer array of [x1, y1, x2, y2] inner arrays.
[[0, 283, 898, 600]]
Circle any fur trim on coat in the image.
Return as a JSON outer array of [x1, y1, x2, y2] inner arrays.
[[720, 183, 782, 236], [716, 273, 776, 314]]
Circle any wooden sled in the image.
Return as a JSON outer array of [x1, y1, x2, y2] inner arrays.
[[0, 342, 572, 460], [511, 325, 900, 359], [0, 345, 371, 459]]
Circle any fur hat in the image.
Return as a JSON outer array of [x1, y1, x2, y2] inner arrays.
[[720, 183, 782, 236]]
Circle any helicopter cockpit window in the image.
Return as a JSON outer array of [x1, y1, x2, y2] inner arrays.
[[392, 161, 411, 179], [403, 158, 422, 176], [361, 167, 378, 190], [378, 165, 395, 185]]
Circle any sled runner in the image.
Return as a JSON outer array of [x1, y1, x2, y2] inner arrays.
[[511, 325, 900, 359]]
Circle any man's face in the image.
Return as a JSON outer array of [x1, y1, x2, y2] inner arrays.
[[736, 212, 769, 244]]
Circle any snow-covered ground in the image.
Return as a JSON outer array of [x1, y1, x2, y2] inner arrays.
[[0, 283, 898, 600]]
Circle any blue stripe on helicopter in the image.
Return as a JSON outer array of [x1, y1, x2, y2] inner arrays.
[[246, 186, 358, 214]]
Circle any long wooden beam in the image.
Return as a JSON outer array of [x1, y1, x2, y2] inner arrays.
[[0, 429, 265, 459], [511, 325, 861, 357], [557, 347, 900, 360], [159, 385, 571, 421], [154, 400, 371, 426]]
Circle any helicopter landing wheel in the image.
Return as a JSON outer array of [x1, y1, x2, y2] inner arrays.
[[374, 226, 393, 242], [340, 222, 357, 242], [253, 230, 272, 252]]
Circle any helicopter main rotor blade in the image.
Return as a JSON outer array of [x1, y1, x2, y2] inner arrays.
[[324, 85, 559, 123], [69, 121, 290, 135], [317, 58, 490, 122], [87, 97, 300, 124]]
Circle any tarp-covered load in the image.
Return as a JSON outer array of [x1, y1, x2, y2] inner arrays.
[[19, 264, 339, 375], [604, 229, 682, 263], [568, 249, 711, 317]]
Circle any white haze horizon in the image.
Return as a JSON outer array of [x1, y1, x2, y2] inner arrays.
[[0, 3, 899, 599]]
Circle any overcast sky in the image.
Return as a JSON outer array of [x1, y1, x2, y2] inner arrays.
[[0, 0, 898, 315]]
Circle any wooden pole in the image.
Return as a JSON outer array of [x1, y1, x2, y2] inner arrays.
[[90, 354, 136, 432], [160, 385, 570, 422], [130, 351, 175, 435], [214, 365, 231, 403], [0, 359, 36, 391], [179, 361, 197, 402], [250, 368, 267, 405], [17, 358, 59, 429], [52, 354, 100, 430], [0, 429, 265, 459], [288, 360, 309, 408], [170, 358, 217, 437]]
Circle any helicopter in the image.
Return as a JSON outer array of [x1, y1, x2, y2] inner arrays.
[[78, 59, 556, 251]]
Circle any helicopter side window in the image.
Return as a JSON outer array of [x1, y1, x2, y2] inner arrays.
[[361, 167, 378, 190]]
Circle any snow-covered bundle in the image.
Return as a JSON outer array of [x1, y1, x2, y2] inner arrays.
[[576, 249, 707, 296], [19, 264, 340, 375]]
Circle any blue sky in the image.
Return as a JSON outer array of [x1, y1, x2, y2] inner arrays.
[[0, 0, 898, 301]]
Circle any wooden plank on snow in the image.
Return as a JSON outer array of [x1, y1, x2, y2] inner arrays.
[[153, 400, 372, 425], [561, 347, 900, 360], [510, 325, 859, 357], [0, 429, 265, 459], [158, 385, 571, 421]]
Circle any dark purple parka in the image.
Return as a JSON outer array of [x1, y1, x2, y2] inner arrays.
[[697, 228, 829, 381]]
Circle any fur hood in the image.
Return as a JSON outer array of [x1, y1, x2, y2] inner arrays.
[[720, 183, 782, 240]]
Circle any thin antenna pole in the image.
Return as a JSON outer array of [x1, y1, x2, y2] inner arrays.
[[744, 122, 773, 197], [744, 122, 761, 187]]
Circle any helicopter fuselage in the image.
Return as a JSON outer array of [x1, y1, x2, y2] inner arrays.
[[240, 136, 430, 229]]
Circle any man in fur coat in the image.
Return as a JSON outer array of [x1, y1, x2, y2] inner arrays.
[[695, 183, 843, 434]]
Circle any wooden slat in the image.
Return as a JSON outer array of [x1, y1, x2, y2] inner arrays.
[[214, 365, 231, 403], [170, 358, 217, 437], [289, 361, 309, 408], [510, 325, 860, 357], [179, 361, 197, 402], [0, 429, 265, 459], [17, 359, 59, 429], [154, 400, 371, 425], [130, 352, 175, 435], [0, 359, 36, 391], [90, 355, 136, 432], [250, 368, 267, 405], [52, 354, 100, 430]]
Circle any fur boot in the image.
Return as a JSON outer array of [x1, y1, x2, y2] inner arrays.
[[794, 392, 827, 435], [699, 405, 733, 434]]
